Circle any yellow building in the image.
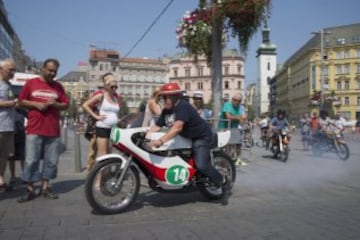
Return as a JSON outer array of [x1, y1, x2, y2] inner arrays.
[[270, 23, 360, 121]]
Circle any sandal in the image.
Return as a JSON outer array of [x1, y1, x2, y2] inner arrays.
[[41, 188, 59, 199], [17, 188, 36, 203]]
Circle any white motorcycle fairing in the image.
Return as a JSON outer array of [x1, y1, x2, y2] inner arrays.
[[94, 127, 231, 190], [100, 127, 196, 190]]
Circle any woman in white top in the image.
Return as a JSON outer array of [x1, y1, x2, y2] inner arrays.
[[82, 74, 120, 156], [142, 89, 162, 127]]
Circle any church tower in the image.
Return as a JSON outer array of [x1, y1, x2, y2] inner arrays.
[[256, 12, 277, 116]]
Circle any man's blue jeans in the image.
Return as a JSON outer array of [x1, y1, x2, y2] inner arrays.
[[21, 134, 60, 183], [193, 136, 223, 187]]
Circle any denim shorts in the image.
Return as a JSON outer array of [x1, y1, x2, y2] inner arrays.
[[21, 134, 60, 183]]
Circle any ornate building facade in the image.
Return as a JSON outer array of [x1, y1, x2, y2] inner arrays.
[[169, 49, 245, 104], [60, 48, 169, 113]]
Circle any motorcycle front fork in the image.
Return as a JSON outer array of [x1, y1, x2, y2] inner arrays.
[[114, 154, 134, 188]]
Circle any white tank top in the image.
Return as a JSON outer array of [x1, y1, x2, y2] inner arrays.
[[96, 96, 120, 129]]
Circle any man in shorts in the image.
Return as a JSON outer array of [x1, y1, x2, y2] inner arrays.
[[0, 59, 17, 192]]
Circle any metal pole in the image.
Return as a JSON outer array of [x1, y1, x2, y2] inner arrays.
[[211, 0, 223, 126], [74, 130, 82, 172], [320, 28, 324, 110], [63, 124, 68, 150]]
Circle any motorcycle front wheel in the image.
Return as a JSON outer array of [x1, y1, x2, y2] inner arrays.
[[336, 143, 350, 161], [197, 152, 236, 200], [279, 145, 289, 162], [85, 158, 140, 214]]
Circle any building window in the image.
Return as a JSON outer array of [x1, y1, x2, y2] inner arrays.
[[344, 50, 350, 58], [357, 50, 360, 58], [344, 96, 350, 105], [353, 34, 360, 43], [324, 80, 329, 90], [323, 66, 328, 76], [336, 38, 346, 45], [185, 67, 191, 77], [237, 81, 242, 89], [197, 66, 204, 76], [267, 62, 271, 71], [336, 51, 342, 59], [99, 64, 103, 71], [224, 81, 229, 89], [337, 81, 342, 90], [224, 65, 230, 75], [345, 80, 350, 90], [336, 65, 342, 75], [197, 82, 203, 90], [357, 79, 360, 89], [237, 64, 242, 74], [344, 64, 350, 74], [357, 96, 360, 105], [173, 68, 178, 78], [185, 82, 191, 90], [356, 63, 360, 73]]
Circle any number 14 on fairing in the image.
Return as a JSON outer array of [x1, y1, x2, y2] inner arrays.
[[166, 166, 189, 184]]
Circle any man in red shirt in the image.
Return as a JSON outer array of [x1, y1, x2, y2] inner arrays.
[[17, 58, 69, 202]]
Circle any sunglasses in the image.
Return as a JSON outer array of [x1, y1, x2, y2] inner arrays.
[[232, 99, 241, 102], [110, 85, 118, 90]]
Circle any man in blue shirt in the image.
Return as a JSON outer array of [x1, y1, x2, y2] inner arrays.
[[218, 94, 247, 166], [147, 83, 231, 203]]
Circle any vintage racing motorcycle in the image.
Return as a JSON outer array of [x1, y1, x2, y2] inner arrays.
[[84, 127, 236, 214], [268, 126, 290, 162], [310, 128, 349, 160]]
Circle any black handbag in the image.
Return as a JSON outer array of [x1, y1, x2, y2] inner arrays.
[[84, 112, 97, 141], [84, 93, 104, 141]]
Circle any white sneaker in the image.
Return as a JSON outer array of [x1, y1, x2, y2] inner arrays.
[[235, 159, 248, 166]]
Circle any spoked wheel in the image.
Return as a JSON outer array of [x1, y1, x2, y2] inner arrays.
[[279, 145, 289, 162], [336, 143, 349, 161], [197, 152, 236, 200], [85, 159, 140, 214]]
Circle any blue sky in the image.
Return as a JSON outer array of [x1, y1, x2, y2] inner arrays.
[[3, 0, 360, 85]]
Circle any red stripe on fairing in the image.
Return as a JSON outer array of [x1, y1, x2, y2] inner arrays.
[[114, 143, 196, 182]]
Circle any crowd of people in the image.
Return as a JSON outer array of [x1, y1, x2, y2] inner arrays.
[[298, 109, 356, 151], [4, 60, 359, 204], [0, 58, 69, 203]]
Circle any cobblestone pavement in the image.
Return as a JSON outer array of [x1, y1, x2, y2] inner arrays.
[[0, 128, 359, 240]]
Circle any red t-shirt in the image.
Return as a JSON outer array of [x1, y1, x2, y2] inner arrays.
[[18, 77, 69, 137]]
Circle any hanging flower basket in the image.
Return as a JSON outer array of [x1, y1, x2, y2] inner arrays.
[[176, 0, 271, 61], [176, 8, 227, 62]]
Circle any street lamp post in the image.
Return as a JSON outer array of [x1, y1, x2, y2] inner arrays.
[[319, 28, 325, 110], [312, 29, 331, 110]]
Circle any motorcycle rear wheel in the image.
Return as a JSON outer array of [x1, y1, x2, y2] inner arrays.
[[197, 152, 236, 200], [336, 143, 349, 161], [85, 158, 140, 214]]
